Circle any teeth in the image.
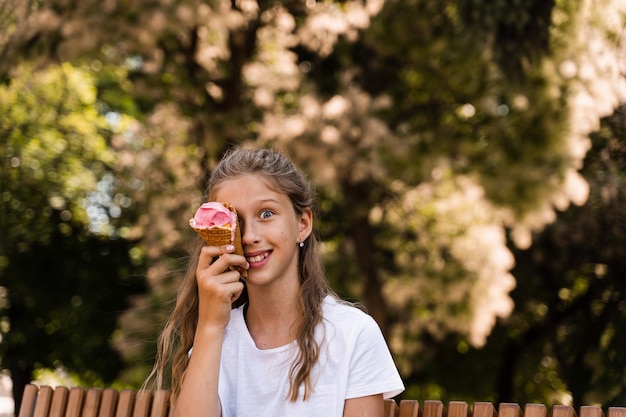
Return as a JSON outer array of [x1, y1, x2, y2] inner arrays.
[[247, 252, 268, 263]]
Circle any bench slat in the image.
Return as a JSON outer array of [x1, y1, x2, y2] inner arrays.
[[474, 402, 498, 417], [99, 388, 120, 417], [384, 398, 400, 417], [81, 388, 103, 417], [424, 400, 445, 417], [608, 408, 626, 417], [553, 405, 577, 417], [133, 390, 153, 417], [115, 390, 136, 417], [399, 399, 420, 417], [580, 406, 605, 417], [499, 403, 522, 417], [33, 386, 54, 417], [525, 403, 547, 417], [48, 386, 69, 417], [64, 387, 85, 417], [449, 401, 468, 417], [18, 384, 39, 417], [149, 390, 171, 417]]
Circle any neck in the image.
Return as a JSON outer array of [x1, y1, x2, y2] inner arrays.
[[245, 287, 300, 350]]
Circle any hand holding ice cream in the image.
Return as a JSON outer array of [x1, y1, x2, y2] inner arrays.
[[189, 201, 247, 277]]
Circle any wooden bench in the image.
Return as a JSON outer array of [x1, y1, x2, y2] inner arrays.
[[383, 400, 626, 417], [18, 384, 170, 417], [18, 383, 626, 417]]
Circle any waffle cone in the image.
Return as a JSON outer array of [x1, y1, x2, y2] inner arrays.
[[190, 202, 247, 278]]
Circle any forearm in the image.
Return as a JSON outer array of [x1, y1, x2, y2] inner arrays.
[[343, 394, 384, 417], [172, 327, 224, 417]]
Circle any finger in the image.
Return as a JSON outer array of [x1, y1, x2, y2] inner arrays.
[[226, 281, 245, 304], [203, 251, 248, 278], [227, 255, 249, 277], [197, 268, 240, 290], [196, 269, 241, 302], [197, 246, 221, 270], [197, 245, 235, 271], [204, 254, 243, 279]]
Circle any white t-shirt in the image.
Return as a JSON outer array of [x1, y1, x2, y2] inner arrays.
[[216, 296, 404, 417]]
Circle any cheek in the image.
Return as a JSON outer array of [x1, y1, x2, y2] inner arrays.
[[276, 229, 293, 246]]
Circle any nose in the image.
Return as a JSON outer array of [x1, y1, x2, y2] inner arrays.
[[240, 219, 259, 246]]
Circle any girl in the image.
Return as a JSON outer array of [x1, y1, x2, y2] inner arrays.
[[149, 146, 404, 416]]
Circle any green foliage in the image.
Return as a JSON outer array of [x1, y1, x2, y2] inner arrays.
[[505, 107, 626, 406], [363, 0, 570, 216], [1, 0, 626, 409], [0, 63, 113, 256], [0, 62, 146, 399], [406, 105, 626, 406], [2, 223, 145, 385]]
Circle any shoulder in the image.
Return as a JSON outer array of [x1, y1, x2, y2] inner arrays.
[[321, 295, 382, 338], [323, 295, 372, 319]]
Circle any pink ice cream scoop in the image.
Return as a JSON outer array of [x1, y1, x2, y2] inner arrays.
[[189, 201, 246, 278], [190, 202, 238, 241]]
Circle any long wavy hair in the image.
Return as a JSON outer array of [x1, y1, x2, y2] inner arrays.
[[146, 146, 334, 405]]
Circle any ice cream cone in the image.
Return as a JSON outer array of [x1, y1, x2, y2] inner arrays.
[[190, 202, 247, 278]]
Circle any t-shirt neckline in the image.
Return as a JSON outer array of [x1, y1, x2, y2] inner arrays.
[[235, 303, 297, 353]]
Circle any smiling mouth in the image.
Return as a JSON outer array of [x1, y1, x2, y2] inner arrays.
[[246, 251, 270, 264]]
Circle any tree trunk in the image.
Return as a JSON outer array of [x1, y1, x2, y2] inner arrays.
[[343, 181, 389, 336], [8, 363, 32, 414], [351, 215, 389, 336]]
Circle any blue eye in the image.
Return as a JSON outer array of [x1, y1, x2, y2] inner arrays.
[[260, 210, 274, 219]]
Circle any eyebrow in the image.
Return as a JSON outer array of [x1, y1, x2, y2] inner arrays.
[[257, 198, 281, 205]]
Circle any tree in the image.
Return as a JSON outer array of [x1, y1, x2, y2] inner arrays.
[[1, 0, 626, 408], [0, 63, 145, 409], [392, 103, 626, 406], [502, 105, 626, 407]]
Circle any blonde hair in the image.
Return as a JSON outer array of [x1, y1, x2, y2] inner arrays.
[[146, 146, 334, 404]]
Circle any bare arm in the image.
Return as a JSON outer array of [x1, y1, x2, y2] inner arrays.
[[343, 394, 384, 417], [172, 326, 224, 417], [172, 245, 247, 417]]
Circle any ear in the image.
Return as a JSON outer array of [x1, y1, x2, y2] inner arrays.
[[297, 208, 313, 242]]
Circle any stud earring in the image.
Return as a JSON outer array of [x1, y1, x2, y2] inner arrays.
[[299, 241, 304, 248]]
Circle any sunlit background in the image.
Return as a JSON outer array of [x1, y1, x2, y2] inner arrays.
[[2, 0, 626, 415], [0, 372, 11, 416]]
